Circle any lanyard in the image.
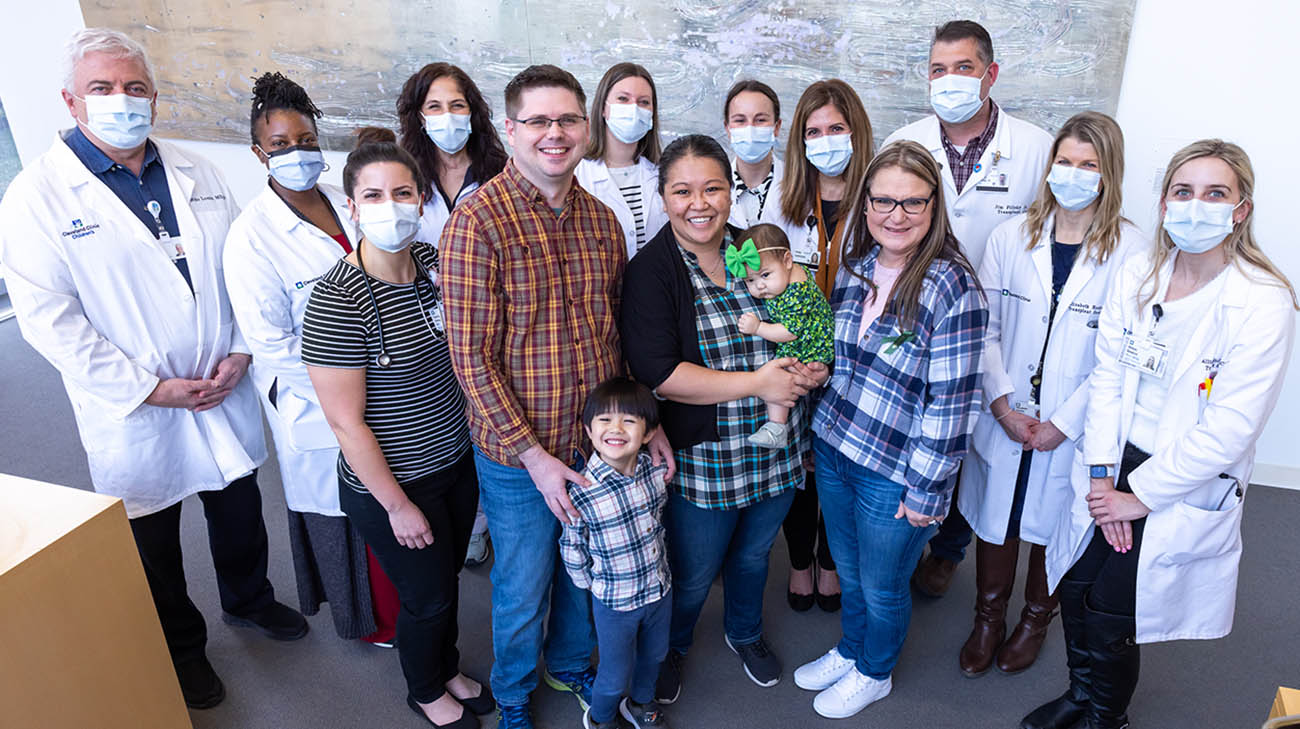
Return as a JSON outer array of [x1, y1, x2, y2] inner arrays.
[[812, 195, 845, 297], [145, 199, 170, 239]]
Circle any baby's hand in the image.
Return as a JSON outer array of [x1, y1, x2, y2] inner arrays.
[[738, 312, 761, 335]]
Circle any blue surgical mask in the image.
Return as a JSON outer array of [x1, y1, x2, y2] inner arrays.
[[929, 70, 988, 124], [81, 93, 153, 150], [730, 125, 777, 164], [424, 112, 472, 154], [1047, 164, 1101, 211], [606, 103, 654, 144], [1162, 198, 1243, 254], [358, 201, 421, 253], [261, 145, 326, 192], [805, 134, 853, 177]]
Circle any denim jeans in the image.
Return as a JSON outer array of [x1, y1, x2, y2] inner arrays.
[[663, 488, 795, 652], [815, 437, 938, 679], [590, 591, 672, 722], [473, 447, 595, 706]]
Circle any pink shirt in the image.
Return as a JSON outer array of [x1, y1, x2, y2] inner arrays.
[[858, 263, 903, 342]]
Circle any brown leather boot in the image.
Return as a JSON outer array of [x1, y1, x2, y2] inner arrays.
[[997, 543, 1059, 674], [911, 552, 959, 598], [959, 537, 1018, 677]]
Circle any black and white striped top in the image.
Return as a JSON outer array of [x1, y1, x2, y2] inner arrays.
[[301, 241, 471, 493], [609, 164, 646, 250]]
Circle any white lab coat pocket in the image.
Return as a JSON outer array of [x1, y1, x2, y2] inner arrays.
[[278, 388, 338, 452], [1142, 497, 1243, 641]]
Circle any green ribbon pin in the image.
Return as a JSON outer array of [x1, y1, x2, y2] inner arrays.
[[724, 238, 762, 278], [883, 330, 916, 354]]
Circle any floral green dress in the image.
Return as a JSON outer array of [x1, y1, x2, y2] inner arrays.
[[763, 266, 834, 364]]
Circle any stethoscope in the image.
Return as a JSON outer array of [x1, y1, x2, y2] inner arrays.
[[355, 243, 443, 369]]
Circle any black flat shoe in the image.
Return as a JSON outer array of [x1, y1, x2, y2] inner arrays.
[[452, 677, 496, 716], [176, 656, 225, 709], [816, 589, 841, 613], [407, 694, 479, 728], [222, 601, 309, 641], [788, 589, 815, 612]]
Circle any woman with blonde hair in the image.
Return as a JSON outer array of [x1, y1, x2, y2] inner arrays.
[[774, 78, 875, 615], [1025, 139, 1295, 729], [795, 140, 986, 719], [574, 62, 668, 256], [954, 111, 1148, 680]]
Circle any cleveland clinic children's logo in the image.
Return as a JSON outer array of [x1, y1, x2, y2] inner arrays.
[[61, 218, 101, 239]]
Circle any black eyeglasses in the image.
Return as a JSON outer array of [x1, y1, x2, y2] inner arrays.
[[511, 114, 587, 131], [867, 193, 934, 215]]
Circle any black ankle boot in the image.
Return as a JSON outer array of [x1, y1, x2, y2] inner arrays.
[[1021, 578, 1090, 729], [1081, 601, 1139, 729]]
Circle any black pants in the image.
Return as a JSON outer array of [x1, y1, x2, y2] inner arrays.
[[1065, 443, 1151, 616], [128, 472, 275, 666], [341, 450, 478, 703], [782, 472, 835, 571], [926, 467, 973, 563]]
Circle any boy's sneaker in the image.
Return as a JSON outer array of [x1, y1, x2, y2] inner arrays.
[[654, 650, 686, 704], [747, 422, 788, 449], [620, 697, 670, 728], [497, 702, 535, 729], [544, 666, 596, 711], [464, 530, 491, 567], [583, 706, 633, 729], [725, 634, 782, 687]]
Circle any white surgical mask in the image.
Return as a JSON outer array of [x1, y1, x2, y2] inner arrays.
[[1047, 164, 1102, 212], [424, 112, 472, 154], [81, 93, 154, 150], [929, 70, 988, 124], [606, 103, 654, 144], [358, 201, 421, 253], [730, 125, 777, 164], [261, 145, 326, 192], [804, 134, 853, 177], [1162, 198, 1243, 254]]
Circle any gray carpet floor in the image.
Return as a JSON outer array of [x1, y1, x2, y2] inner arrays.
[[2, 316, 1294, 729]]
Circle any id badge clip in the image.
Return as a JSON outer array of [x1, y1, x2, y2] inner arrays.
[[974, 150, 1009, 193], [1118, 333, 1169, 377]]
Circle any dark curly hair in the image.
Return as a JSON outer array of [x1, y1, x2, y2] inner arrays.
[[397, 63, 507, 199], [249, 71, 322, 146]]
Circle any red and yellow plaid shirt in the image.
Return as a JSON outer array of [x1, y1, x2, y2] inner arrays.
[[441, 161, 627, 466]]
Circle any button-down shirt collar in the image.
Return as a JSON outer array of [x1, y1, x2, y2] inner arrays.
[[940, 100, 1001, 193]]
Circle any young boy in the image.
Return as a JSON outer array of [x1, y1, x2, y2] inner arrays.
[[560, 377, 672, 729]]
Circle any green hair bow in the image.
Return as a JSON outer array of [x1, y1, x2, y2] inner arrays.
[[725, 238, 762, 278]]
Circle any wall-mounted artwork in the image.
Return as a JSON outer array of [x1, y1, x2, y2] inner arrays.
[[0, 100, 22, 198], [82, 1, 1136, 151]]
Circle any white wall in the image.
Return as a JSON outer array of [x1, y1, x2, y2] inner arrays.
[[1114, 0, 1300, 486], [5, 0, 1300, 485]]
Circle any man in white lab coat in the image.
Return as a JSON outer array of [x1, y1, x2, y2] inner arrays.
[[0, 28, 305, 709], [883, 20, 1053, 598]]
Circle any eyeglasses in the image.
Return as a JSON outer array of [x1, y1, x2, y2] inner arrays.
[[867, 193, 934, 215], [511, 114, 587, 131]]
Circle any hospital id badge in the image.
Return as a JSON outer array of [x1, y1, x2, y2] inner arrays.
[[160, 235, 187, 262], [1118, 333, 1169, 377], [1013, 398, 1038, 417]]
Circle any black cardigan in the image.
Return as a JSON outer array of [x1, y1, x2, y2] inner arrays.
[[620, 224, 743, 450]]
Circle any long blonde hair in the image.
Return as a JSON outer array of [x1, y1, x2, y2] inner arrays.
[[841, 141, 980, 327], [780, 80, 874, 226], [1023, 111, 1129, 264], [1141, 139, 1298, 309]]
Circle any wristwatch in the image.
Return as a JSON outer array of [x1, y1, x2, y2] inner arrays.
[[1089, 464, 1113, 479]]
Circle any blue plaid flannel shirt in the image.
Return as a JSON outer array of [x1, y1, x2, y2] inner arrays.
[[813, 247, 987, 518]]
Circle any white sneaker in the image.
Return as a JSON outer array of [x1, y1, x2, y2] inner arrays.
[[746, 421, 788, 449], [794, 647, 855, 691], [464, 530, 491, 567], [812, 669, 891, 719]]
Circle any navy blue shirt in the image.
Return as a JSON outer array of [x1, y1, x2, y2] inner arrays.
[[63, 127, 192, 290]]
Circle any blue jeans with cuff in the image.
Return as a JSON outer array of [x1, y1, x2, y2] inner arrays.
[[815, 437, 939, 679], [473, 446, 595, 706], [590, 590, 672, 722]]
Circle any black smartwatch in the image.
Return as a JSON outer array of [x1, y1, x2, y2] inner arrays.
[[1089, 464, 1112, 479]]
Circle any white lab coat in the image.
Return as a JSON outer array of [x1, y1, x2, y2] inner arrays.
[[575, 157, 667, 257], [0, 134, 266, 518], [727, 154, 788, 231], [223, 183, 358, 516], [883, 108, 1052, 271], [960, 215, 1148, 545], [1045, 252, 1295, 643], [418, 178, 480, 248]]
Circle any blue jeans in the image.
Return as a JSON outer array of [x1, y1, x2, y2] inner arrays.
[[590, 591, 672, 722], [663, 488, 795, 652], [473, 447, 595, 706], [814, 437, 938, 679]]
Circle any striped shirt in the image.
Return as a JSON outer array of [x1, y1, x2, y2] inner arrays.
[[673, 239, 805, 510], [813, 247, 987, 518], [608, 164, 647, 250], [441, 161, 627, 466], [559, 452, 671, 611], [300, 242, 471, 492]]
